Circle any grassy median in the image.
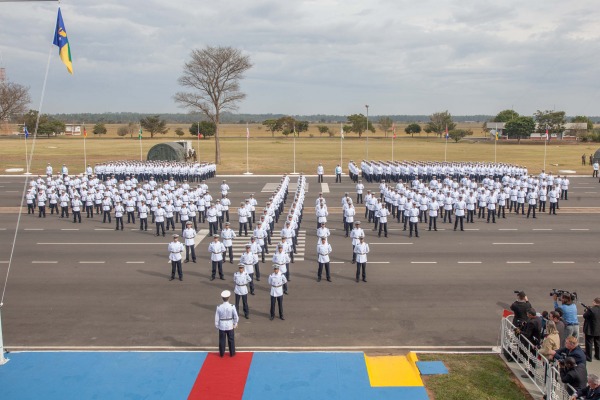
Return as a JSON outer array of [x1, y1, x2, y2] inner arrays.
[[419, 354, 532, 400]]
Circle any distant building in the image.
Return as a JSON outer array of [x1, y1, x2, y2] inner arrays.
[[64, 124, 82, 136]]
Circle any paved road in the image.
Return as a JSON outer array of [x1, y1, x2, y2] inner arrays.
[[0, 175, 598, 350]]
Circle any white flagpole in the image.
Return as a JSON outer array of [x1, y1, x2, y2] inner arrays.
[[340, 123, 343, 167], [292, 125, 297, 174], [494, 123, 497, 163], [544, 128, 548, 170], [444, 125, 448, 162], [83, 123, 87, 172], [139, 124, 142, 161], [244, 123, 252, 175], [197, 121, 200, 162], [392, 125, 395, 163], [24, 130, 29, 175]]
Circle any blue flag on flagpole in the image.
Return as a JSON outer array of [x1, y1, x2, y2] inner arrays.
[[24, 126, 29, 139]]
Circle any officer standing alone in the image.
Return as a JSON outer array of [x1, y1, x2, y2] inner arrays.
[[215, 290, 238, 358], [168, 234, 184, 281]]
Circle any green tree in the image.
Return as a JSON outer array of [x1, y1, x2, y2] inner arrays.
[[571, 115, 594, 131], [174, 46, 253, 164], [0, 80, 31, 121], [404, 123, 422, 137], [492, 109, 519, 122], [262, 119, 283, 137], [448, 129, 473, 143], [425, 111, 456, 137], [127, 122, 136, 138], [505, 116, 535, 143], [277, 116, 308, 136], [534, 110, 565, 135], [117, 125, 129, 137], [346, 113, 375, 138], [378, 117, 393, 138], [189, 121, 216, 139], [175, 127, 185, 137], [140, 115, 169, 138], [22, 110, 66, 138], [317, 125, 330, 136], [93, 123, 107, 135]]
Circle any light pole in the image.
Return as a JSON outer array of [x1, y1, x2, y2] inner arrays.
[[365, 104, 369, 160]]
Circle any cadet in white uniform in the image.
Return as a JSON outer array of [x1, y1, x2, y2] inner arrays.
[[221, 222, 236, 263], [168, 234, 184, 281], [208, 235, 226, 281], [114, 201, 125, 231], [215, 290, 238, 357], [356, 180, 364, 204], [233, 264, 252, 319], [317, 237, 332, 282], [453, 195, 466, 231], [350, 221, 364, 264], [183, 221, 197, 263], [317, 163, 324, 183], [154, 203, 166, 236], [353, 236, 369, 282], [238, 202, 250, 236], [239, 245, 257, 294], [268, 265, 287, 320]]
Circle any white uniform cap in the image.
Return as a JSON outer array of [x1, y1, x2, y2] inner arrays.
[[221, 290, 231, 298]]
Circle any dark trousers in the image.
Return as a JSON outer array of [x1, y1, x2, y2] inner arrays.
[[27, 204, 34, 214], [156, 222, 165, 236], [239, 222, 248, 236], [171, 260, 182, 278], [454, 216, 464, 230], [72, 210, 81, 223], [209, 221, 218, 236], [526, 205, 536, 218], [166, 217, 175, 230], [248, 273, 255, 292], [224, 210, 229, 222], [103, 211, 111, 223], [336, 173, 341, 183], [218, 329, 235, 357], [140, 218, 148, 231], [115, 216, 123, 230], [254, 265, 260, 280], [86, 205, 94, 218], [538, 201, 545, 212], [487, 209, 496, 222], [127, 211, 135, 223], [318, 174, 323, 183], [212, 261, 224, 278], [38, 206, 46, 218], [443, 209, 452, 223], [356, 262, 366, 280], [235, 294, 249, 317], [429, 216, 438, 230], [61, 206, 69, 218], [357, 194, 363, 204], [561, 189, 568, 200], [344, 221, 352, 237], [49, 203, 57, 214], [499, 205, 506, 217], [223, 246, 233, 263], [270, 295, 284, 318], [467, 209, 474, 223], [409, 222, 418, 237], [378, 222, 387, 237], [549, 202, 557, 215], [585, 335, 600, 361], [186, 245, 196, 261], [318, 262, 330, 279]]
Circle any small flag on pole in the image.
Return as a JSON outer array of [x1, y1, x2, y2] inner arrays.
[[24, 126, 29, 139], [246, 126, 250, 139], [83, 126, 87, 138], [495, 131, 499, 141], [445, 125, 449, 140], [138, 127, 142, 139], [392, 123, 396, 139], [545, 128, 549, 141], [53, 8, 73, 74], [340, 124, 344, 139]]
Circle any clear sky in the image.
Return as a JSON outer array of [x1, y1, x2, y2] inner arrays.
[[1, 0, 599, 117]]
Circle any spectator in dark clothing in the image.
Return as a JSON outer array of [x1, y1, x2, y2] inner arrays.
[[583, 298, 600, 362], [552, 336, 588, 367], [571, 373, 600, 400], [511, 291, 532, 328], [561, 357, 588, 395], [521, 308, 543, 348], [551, 310, 567, 348]]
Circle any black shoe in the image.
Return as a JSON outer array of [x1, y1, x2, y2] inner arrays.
[[327, 278, 331, 282], [356, 278, 359, 282], [169, 277, 175, 281], [280, 316, 285, 320], [220, 277, 225, 280], [193, 260, 196, 263], [184, 260, 189, 263], [270, 316, 274, 320], [210, 277, 215, 281], [362, 279, 367, 282], [155, 233, 159, 236], [351, 260, 355, 264], [256, 278, 260, 281], [179, 277, 183, 281], [284, 291, 288, 295], [250, 292, 255, 295], [244, 315, 249, 319], [317, 277, 321, 282]]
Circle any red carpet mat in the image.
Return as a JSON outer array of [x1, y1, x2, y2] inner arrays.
[[188, 352, 253, 400]]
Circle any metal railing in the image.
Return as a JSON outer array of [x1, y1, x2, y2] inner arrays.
[[500, 316, 576, 400]]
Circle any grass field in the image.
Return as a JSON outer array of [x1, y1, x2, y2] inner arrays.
[[1, 123, 597, 175], [419, 354, 532, 400]]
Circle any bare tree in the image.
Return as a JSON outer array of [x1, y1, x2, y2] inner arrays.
[[0, 81, 31, 121], [174, 46, 252, 164]]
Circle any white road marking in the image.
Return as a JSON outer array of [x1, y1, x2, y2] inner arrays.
[[38, 243, 158, 245], [0, 261, 9, 264], [370, 243, 413, 245], [295, 258, 305, 261], [194, 229, 210, 247], [321, 183, 330, 193], [498, 229, 518, 231], [126, 261, 145, 264], [0, 228, 6, 230], [79, 261, 105, 264], [32, 261, 58, 264], [330, 261, 345, 264], [533, 229, 552, 231], [464, 229, 479, 231], [585, 192, 598, 194], [369, 261, 390, 264], [61, 228, 79, 231], [458, 261, 482, 264], [493, 243, 533, 245], [506, 261, 531, 264], [94, 228, 113, 231], [25, 228, 43, 231], [570, 229, 589, 231], [573, 187, 594, 189], [552, 261, 575, 264], [411, 261, 437, 264]]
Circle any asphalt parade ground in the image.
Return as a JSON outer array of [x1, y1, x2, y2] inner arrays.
[[0, 175, 599, 351]]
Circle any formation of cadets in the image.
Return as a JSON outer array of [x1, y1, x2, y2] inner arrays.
[[25, 161, 217, 227], [342, 161, 569, 238], [92, 160, 216, 182]]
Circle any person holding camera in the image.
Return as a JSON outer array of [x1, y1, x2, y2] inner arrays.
[[555, 292, 580, 339], [511, 291, 532, 328], [551, 336, 587, 367], [570, 374, 600, 400], [561, 357, 588, 396], [583, 298, 600, 362]]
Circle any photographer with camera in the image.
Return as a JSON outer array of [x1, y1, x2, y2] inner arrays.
[[511, 291, 532, 328], [517, 308, 543, 378], [550, 336, 587, 367], [583, 298, 600, 362], [553, 290, 580, 339], [560, 357, 588, 396], [570, 374, 600, 400]]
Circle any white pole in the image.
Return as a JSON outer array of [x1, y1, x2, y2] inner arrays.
[[0, 305, 8, 365], [544, 137, 547, 170], [293, 125, 297, 174], [340, 122, 343, 167], [24, 132, 29, 175], [494, 123, 497, 163], [139, 124, 142, 161], [392, 130, 395, 163], [365, 105, 369, 160], [83, 123, 87, 172], [244, 123, 252, 175], [197, 121, 200, 162]]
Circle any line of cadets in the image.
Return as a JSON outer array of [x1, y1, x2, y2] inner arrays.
[[347, 162, 569, 237]]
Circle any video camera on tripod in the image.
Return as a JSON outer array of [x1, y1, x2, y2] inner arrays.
[[549, 289, 577, 301]]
